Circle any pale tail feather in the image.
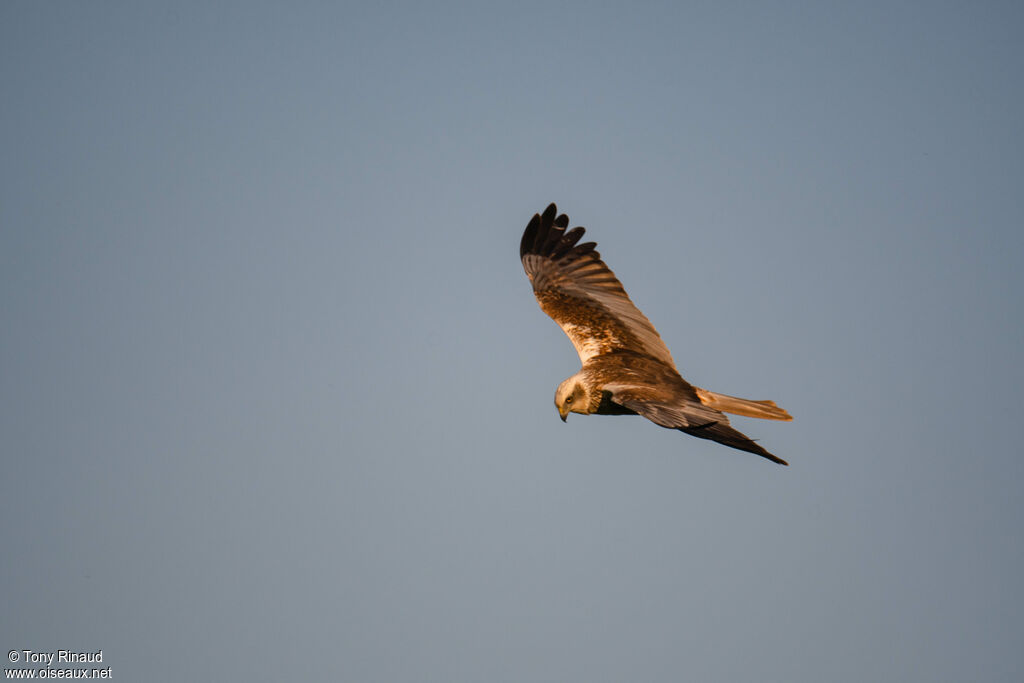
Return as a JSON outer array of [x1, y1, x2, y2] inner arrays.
[[694, 388, 793, 421]]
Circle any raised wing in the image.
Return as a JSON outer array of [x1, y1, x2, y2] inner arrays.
[[520, 203, 676, 367], [604, 382, 789, 465]]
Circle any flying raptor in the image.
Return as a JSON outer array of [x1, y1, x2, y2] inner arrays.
[[520, 203, 792, 465]]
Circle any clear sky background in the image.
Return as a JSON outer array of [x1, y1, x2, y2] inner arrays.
[[2, 2, 1022, 681]]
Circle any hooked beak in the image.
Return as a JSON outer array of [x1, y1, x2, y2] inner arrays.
[[558, 405, 569, 422]]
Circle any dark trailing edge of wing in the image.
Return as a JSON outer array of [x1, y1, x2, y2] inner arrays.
[[520, 202, 597, 263]]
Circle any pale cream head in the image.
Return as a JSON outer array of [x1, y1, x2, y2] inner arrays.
[[554, 373, 591, 421]]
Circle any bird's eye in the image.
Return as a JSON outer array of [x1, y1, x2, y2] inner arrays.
[[566, 395, 574, 404]]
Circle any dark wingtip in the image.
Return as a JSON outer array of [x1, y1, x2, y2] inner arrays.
[[520, 213, 541, 259], [680, 424, 789, 465], [744, 443, 788, 466], [748, 439, 789, 466], [550, 226, 586, 260], [541, 203, 557, 227], [752, 447, 789, 466], [521, 204, 591, 261]]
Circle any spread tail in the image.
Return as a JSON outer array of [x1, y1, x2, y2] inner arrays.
[[694, 388, 793, 421]]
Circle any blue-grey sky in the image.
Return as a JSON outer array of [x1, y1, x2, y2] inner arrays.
[[2, 2, 1022, 681]]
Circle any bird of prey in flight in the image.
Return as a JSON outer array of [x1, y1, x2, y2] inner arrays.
[[520, 203, 792, 465]]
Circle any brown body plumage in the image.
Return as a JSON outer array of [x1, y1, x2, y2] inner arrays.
[[520, 203, 792, 465]]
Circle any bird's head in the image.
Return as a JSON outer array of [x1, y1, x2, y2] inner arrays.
[[554, 374, 590, 422]]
